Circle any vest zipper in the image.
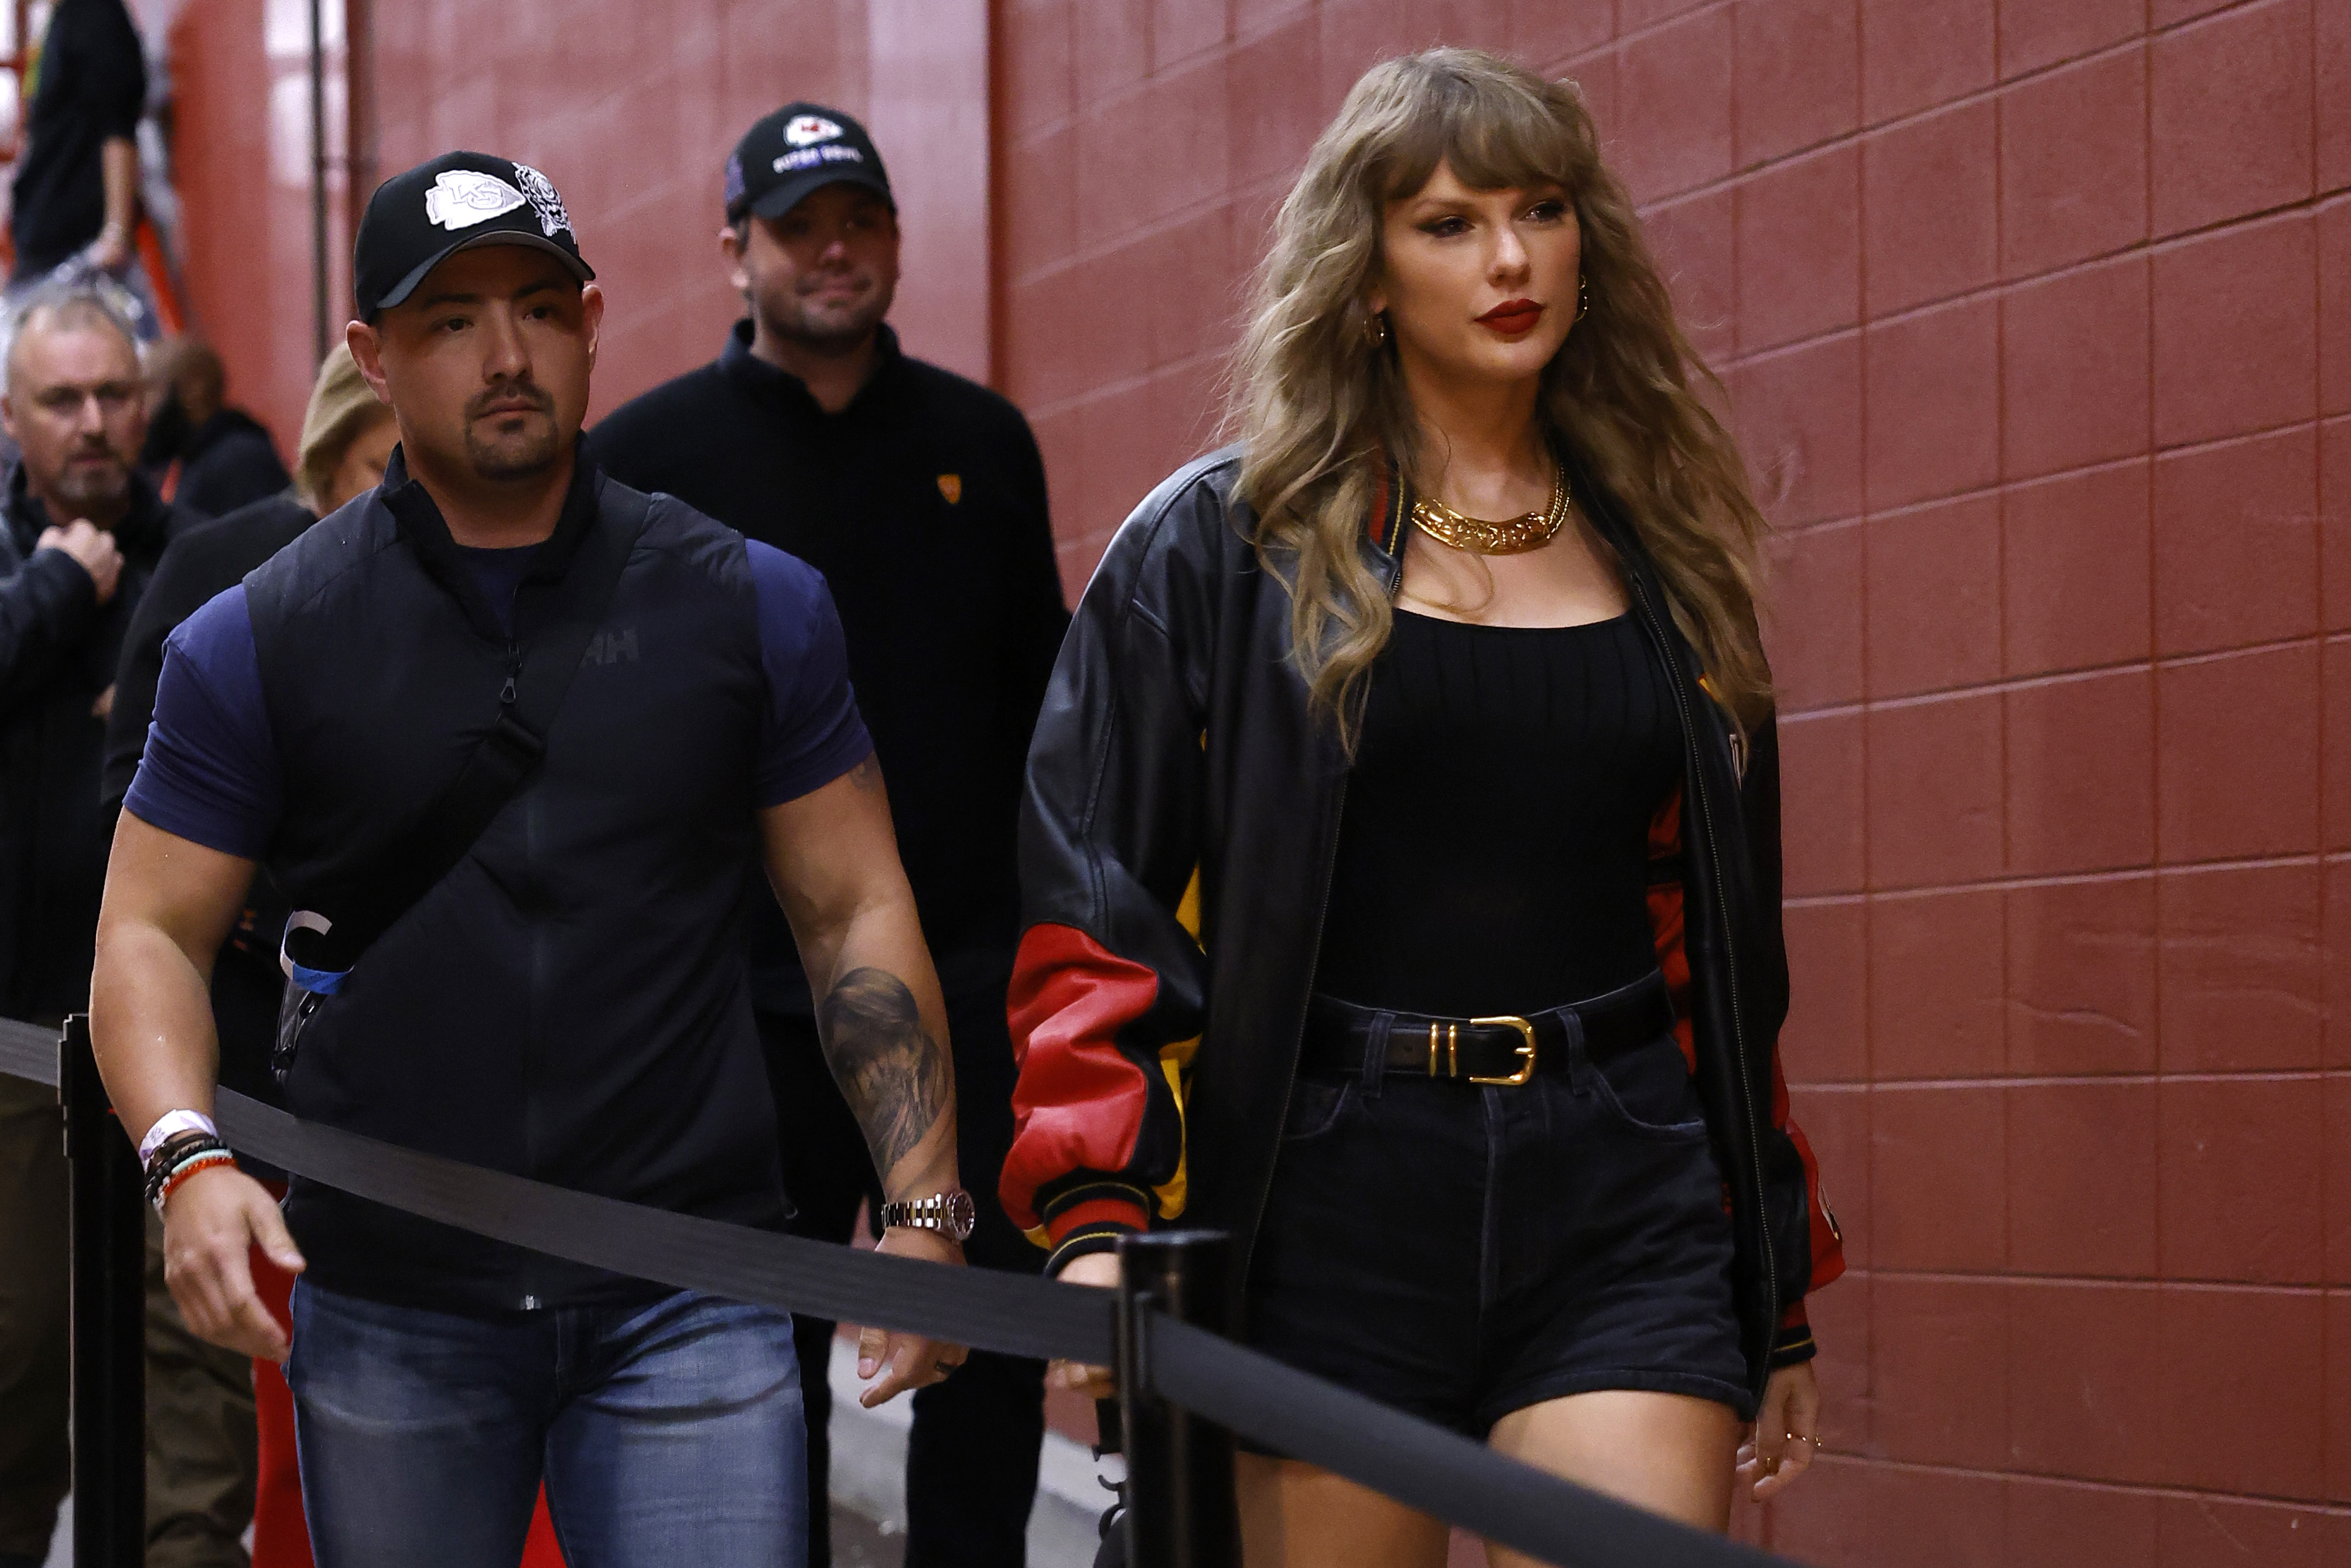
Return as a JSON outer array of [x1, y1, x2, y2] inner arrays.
[[502, 631, 535, 1309], [1625, 571, 1778, 1396]]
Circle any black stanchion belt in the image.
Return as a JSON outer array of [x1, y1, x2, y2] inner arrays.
[[0, 1016, 1782, 1568], [0, 1016, 53, 1088]]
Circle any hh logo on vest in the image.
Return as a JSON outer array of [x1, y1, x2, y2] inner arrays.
[[582, 628, 639, 666], [936, 474, 962, 505]]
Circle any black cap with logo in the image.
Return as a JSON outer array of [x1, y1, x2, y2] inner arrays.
[[723, 104, 894, 224], [353, 151, 595, 320]]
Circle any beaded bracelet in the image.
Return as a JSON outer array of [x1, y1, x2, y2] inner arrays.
[[153, 1149, 237, 1215], [143, 1132, 231, 1207], [142, 1127, 222, 1185]]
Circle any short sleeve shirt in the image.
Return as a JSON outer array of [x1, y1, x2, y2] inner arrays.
[[123, 539, 871, 858]]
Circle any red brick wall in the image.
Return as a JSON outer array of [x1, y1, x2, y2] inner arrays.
[[162, 0, 2350, 1559], [1000, 1, 2351, 1562]]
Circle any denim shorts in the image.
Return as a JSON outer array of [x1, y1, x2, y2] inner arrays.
[[1242, 1005, 1754, 1440]]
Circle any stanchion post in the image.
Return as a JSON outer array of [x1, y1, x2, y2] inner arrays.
[[1115, 1230, 1239, 1568], [60, 1013, 144, 1568]]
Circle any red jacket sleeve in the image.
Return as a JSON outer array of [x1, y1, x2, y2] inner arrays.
[[999, 486, 1215, 1275], [1649, 709, 1847, 1368]]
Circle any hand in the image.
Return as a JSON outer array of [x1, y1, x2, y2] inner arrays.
[[36, 521, 123, 605], [160, 1163, 306, 1362], [853, 1225, 969, 1407], [1736, 1361, 1822, 1502], [87, 224, 132, 274], [1045, 1249, 1120, 1399]]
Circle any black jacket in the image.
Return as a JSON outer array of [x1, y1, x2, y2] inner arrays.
[[997, 448, 1844, 1398], [587, 322, 1068, 1011], [247, 453, 791, 1313], [163, 408, 292, 522], [0, 464, 179, 1019]]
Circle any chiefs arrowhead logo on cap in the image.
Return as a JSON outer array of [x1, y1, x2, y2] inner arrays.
[[425, 170, 526, 230], [937, 474, 962, 505], [784, 115, 845, 148]]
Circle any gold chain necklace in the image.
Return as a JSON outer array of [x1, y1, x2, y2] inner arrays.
[[1410, 467, 1571, 555]]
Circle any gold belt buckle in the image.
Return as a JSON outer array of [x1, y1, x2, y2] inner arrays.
[[1466, 1015, 1537, 1086]]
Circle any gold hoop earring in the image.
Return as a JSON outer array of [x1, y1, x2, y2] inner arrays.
[[1576, 279, 1590, 323]]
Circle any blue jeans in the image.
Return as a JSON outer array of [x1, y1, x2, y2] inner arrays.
[[286, 1280, 806, 1567]]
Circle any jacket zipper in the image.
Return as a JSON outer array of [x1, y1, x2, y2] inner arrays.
[[1625, 571, 1779, 1393], [502, 633, 543, 1310]]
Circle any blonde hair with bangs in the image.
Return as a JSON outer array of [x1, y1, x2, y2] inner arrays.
[[1228, 48, 1773, 742]]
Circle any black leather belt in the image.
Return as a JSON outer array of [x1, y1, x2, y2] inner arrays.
[[1300, 972, 1675, 1086]]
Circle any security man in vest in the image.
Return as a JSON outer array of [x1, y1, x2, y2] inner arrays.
[[589, 105, 1067, 1566], [87, 151, 971, 1566]]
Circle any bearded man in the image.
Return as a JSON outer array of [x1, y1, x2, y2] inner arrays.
[[90, 153, 966, 1566], [587, 104, 1068, 1568], [0, 285, 192, 1568]]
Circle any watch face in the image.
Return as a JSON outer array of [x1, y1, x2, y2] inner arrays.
[[944, 1188, 977, 1242]]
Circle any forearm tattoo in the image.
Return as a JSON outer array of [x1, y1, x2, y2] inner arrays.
[[815, 966, 950, 1180]]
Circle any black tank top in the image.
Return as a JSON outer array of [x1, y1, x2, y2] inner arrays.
[[1311, 609, 1683, 1017]]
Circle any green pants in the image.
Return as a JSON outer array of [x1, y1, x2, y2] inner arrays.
[[0, 1072, 258, 1568]]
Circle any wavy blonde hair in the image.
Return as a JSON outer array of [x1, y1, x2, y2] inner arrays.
[[1228, 48, 1772, 742]]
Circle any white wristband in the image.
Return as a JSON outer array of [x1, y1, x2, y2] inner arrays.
[[138, 1109, 218, 1166]]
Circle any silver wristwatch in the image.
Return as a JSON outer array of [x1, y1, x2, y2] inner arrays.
[[879, 1187, 976, 1242]]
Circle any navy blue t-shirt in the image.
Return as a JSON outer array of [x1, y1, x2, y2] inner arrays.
[[125, 539, 871, 859]]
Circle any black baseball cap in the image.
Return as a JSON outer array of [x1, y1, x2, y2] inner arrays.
[[353, 151, 595, 320], [723, 104, 894, 224]]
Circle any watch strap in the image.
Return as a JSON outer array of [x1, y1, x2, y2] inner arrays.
[[879, 1188, 975, 1240]]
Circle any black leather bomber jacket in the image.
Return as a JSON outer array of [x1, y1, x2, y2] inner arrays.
[[999, 445, 1844, 1397]]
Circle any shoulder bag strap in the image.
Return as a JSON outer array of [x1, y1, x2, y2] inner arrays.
[[281, 485, 653, 988]]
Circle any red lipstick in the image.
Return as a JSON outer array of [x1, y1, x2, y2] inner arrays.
[[1476, 298, 1545, 336]]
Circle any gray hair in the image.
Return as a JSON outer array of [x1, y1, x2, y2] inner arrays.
[[5, 285, 142, 395]]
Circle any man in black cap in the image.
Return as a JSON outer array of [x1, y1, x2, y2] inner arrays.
[[88, 150, 971, 1565], [589, 105, 1067, 1566]]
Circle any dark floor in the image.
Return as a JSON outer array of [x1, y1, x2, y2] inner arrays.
[[829, 1504, 906, 1567]]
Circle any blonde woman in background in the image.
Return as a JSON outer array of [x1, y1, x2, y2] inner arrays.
[[999, 49, 1846, 1563]]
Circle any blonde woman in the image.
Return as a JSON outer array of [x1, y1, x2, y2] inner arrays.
[[999, 49, 1844, 1562]]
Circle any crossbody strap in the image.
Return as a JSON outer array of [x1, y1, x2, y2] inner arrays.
[[281, 485, 652, 990]]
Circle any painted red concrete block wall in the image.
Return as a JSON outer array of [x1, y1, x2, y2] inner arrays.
[[168, 0, 992, 443], [158, 0, 2346, 1560]]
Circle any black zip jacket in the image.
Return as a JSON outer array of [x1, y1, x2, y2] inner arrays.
[[587, 322, 1068, 1013], [0, 464, 179, 1020], [997, 447, 1844, 1398]]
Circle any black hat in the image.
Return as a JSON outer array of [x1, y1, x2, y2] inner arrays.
[[723, 104, 894, 224], [353, 151, 594, 320]]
